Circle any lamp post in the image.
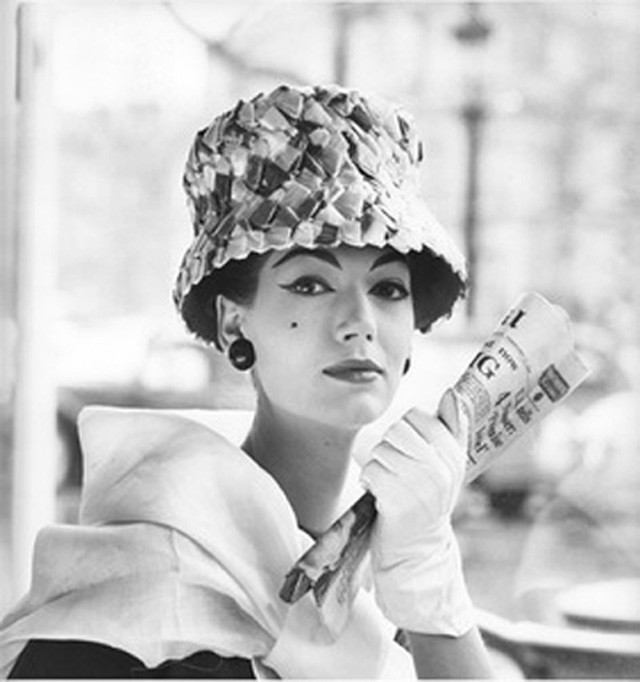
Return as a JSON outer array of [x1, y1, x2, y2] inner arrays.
[[452, 2, 492, 321]]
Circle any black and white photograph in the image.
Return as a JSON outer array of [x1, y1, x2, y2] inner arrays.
[[0, 0, 638, 678]]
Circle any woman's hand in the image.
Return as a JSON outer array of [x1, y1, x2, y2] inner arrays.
[[360, 406, 475, 636]]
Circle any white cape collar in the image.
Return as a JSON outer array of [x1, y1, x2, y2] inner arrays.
[[0, 406, 414, 678]]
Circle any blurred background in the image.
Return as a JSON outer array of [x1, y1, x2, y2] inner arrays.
[[1, 0, 639, 677]]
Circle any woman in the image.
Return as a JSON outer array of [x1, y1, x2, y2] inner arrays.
[[0, 84, 493, 678]]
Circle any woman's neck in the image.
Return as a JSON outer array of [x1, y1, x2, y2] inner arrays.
[[242, 397, 356, 536]]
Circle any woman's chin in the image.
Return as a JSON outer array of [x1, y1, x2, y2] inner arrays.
[[313, 396, 390, 431], [258, 382, 395, 433]]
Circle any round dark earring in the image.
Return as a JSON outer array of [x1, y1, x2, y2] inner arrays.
[[402, 357, 411, 376], [228, 337, 256, 371]]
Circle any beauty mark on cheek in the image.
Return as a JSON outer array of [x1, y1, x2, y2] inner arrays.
[[290, 322, 298, 329]]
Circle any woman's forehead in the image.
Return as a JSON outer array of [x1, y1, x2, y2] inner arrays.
[[264, 244, 408, 271]]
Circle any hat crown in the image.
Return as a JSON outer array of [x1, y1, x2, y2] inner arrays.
[[183, 84, 424, 248]]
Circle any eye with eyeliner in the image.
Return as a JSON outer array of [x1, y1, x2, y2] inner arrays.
[[279, 276, 335, 296], [370, 278, 410, 301], [279, 275, 410, 300]]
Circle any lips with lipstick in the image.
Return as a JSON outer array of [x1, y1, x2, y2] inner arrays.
[[322, 359, 384, 384]]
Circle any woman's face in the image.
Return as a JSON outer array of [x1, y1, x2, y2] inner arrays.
[[238, 244, 415, 430]]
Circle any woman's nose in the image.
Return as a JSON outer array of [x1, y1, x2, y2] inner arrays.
[[336, 289, 376, 343]]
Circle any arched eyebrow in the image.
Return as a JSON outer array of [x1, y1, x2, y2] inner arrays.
[[272, 248, 341, 269], [370, 251, 407, 271], [271, 247, 406, 271]]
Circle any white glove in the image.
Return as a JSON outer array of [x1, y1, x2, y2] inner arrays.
[[360, 406, 475, 636]]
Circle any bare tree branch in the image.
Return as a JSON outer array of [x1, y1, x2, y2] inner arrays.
[[163, 2, 307, 86]]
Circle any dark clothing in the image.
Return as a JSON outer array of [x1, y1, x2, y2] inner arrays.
[[9, 640, 255, 679]]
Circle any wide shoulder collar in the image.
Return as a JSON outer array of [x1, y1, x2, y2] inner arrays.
[[77, 406, 302, 559]]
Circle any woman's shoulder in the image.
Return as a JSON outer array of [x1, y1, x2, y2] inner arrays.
[[78, 405, 254, 458], [77, 406, 253, 484]]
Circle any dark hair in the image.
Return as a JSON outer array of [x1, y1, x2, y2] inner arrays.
[[181, 252, 268, 350], [407, 249, 467, 333]]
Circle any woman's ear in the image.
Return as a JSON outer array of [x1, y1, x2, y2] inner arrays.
[[216, 295, 247, 351]]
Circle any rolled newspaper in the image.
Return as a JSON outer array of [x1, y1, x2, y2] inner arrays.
[[446, 291, 590, 481], [279, 292, 590, 633]]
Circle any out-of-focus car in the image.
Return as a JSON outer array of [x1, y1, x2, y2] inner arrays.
[[478, 604, 640, 678], [469, 388, 640, 677], [513, 390, 640, 625], [484, 388, 640, 677]]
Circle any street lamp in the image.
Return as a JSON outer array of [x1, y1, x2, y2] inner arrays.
[[452, 2, 493, 322]]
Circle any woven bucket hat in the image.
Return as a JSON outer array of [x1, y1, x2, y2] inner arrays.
[[173, 84, 467, 346]]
